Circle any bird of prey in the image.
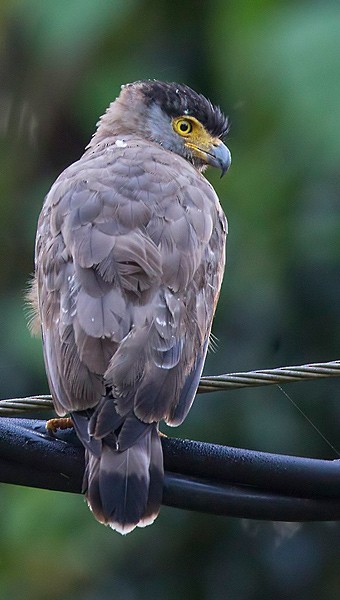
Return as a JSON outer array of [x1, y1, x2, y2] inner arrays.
[[29, 80, 231, 534]]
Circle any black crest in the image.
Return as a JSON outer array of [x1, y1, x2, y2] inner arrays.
[[137, 80, 229, 139]]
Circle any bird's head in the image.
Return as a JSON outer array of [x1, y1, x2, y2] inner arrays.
[[92, 80, 231, 176]]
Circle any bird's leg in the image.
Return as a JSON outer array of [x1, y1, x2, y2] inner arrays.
[[158, 426, 167, 438], [46, 417, 73, 433]]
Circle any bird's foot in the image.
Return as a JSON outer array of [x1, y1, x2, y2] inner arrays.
[[46, 417, 73, 433]]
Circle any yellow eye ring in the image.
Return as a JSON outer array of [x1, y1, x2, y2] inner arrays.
[[174, 118, 193, 136]]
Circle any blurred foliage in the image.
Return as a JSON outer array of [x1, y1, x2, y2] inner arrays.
[[1, 0, 340, 598]]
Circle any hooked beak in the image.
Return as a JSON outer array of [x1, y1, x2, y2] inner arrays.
[[204, 141, 231, 177]]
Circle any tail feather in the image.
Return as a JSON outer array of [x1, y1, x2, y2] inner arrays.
[[81, 421, 163, 534], [88, 396, 124, 438], [138, 426, 164, 528], [72, 411, 101, 457]]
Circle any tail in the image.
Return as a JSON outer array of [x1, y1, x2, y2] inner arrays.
[[72, 406, 164, 535]]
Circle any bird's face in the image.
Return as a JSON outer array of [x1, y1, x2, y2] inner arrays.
[[92, 80, 231, 176], [171, 115, 231, 176], [140, 82, 231, 176]]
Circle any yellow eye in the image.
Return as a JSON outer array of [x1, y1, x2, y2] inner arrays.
[[174, 118, 193, 136]]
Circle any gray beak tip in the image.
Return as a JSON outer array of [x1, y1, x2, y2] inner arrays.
[[207, 142, 231, 177]]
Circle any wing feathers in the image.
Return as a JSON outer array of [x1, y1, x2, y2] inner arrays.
[[35, 138, 226, 532]]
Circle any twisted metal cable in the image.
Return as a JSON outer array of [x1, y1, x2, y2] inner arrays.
[[0, 360, 339, 416], [199, 359, 340, 392], [0, 395, 54, 415]]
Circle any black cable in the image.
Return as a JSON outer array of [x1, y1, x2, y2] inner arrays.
[[162, 437, 340, 498], [163, 474, 340, 521], [1, 418, 340, 522]]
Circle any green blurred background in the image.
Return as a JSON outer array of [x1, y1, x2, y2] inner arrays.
[[1, 0, 340, 598]]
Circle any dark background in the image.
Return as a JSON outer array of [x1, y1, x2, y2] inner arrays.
[[0, 1, 340, 598]]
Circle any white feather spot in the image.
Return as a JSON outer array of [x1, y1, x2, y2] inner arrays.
[[115, 139, 127, 148], [156, 316, 167, 327]]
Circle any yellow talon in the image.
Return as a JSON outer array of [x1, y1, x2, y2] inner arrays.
[[46, 417, 73, 433]]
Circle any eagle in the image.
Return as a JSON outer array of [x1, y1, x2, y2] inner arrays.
[[29, 80, 231, 533]]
